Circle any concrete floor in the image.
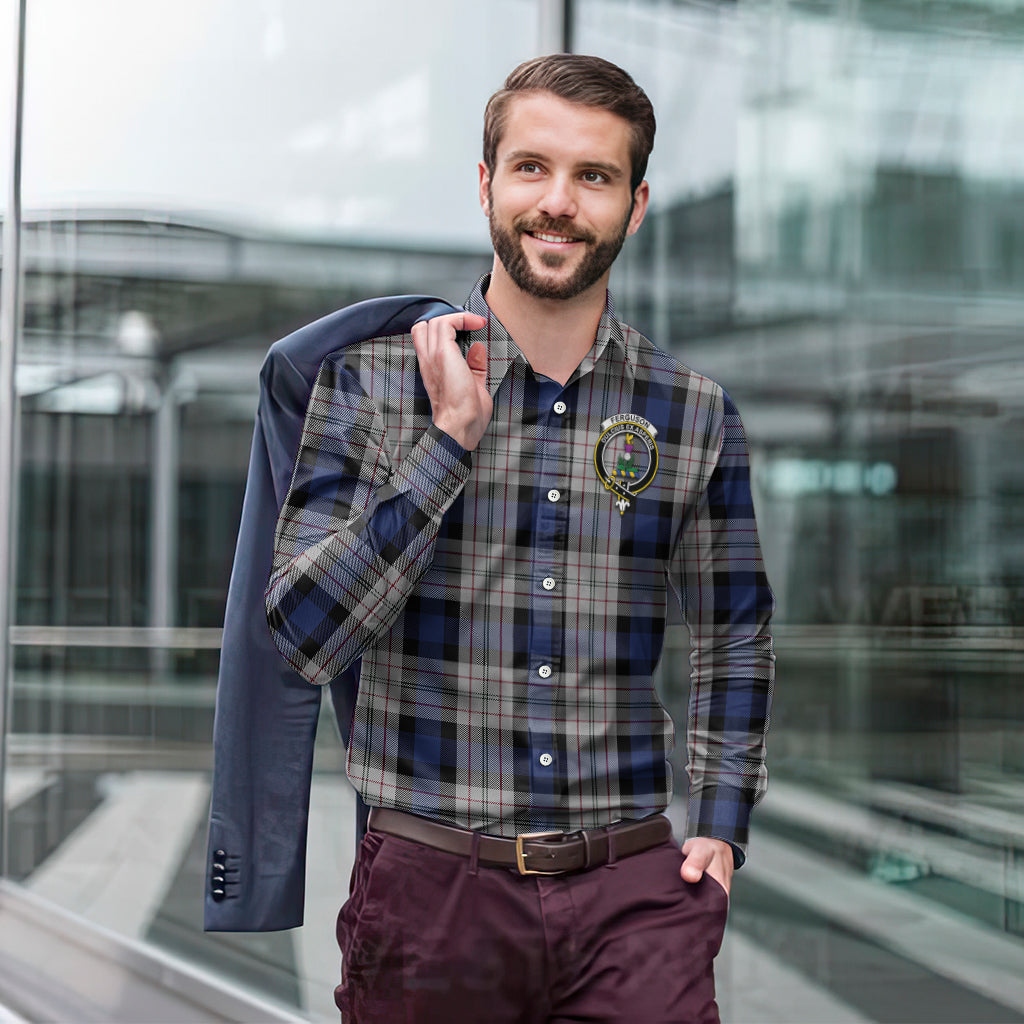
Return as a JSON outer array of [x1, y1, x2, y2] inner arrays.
[[7, 769, 1024, 1023]]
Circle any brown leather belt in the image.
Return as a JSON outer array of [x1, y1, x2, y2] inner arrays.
[[368, 807, 673, 876]]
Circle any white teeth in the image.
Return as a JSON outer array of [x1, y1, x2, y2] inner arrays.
[[533, 232, 575, 244]]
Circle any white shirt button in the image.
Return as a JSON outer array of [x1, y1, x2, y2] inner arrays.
[[553, 401, 567, 415], [547, 489, 560, 503], [542, 577, 556, 591], [538, 664, 552, 678], [539, 753, 553, 767]]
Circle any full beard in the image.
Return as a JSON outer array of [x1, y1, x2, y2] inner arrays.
[[488, 200, 630, 301]]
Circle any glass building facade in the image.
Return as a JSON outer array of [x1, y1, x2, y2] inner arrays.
[[1, 1, 1023, 1020]]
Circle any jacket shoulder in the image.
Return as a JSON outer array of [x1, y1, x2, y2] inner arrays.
[[265, 295, 459, 382]]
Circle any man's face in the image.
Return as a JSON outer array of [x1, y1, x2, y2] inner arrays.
[[480, 92, 649, 302]]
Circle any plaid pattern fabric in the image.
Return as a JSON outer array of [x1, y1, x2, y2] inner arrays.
[[266, 277, 774, 859]]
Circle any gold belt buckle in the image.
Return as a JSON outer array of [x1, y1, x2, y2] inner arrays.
[[515, 831, 565, 875]]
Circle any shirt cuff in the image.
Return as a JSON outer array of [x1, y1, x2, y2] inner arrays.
[[427, 422, 473, 467], [389, 423, 473, 514], [685, 788, 751, 869]]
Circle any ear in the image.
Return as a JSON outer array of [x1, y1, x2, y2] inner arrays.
[[478, 161, 492, 216], [625, 180, 650, 237]]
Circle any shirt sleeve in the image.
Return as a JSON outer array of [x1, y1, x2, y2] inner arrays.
[[669, 388, 775, 867], [265, 355, 472, 685]]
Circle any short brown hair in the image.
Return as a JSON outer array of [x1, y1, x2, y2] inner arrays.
[[483, 54, 656, 193]]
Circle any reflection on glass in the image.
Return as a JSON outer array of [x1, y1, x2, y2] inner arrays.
[[577, 1, 1024, 1021], [0, 0, 12, 215], [6, 0, 1024, 1020], [8, 2, 538, 1019]]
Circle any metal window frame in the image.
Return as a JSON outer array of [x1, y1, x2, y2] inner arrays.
[[0, 0, 27, 881], [538, 0, 574, 52]]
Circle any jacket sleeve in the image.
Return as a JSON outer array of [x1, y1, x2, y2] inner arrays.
[[265, 354, 473, 686], [670, 389, 775, 868], [204, 296, 458, 932], [204, 391, 337, 931]]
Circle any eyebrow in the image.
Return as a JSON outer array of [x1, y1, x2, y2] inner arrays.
[[502, 150, 626, 181]]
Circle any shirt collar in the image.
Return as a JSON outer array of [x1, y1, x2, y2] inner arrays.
[[463, 275, 634, 396]]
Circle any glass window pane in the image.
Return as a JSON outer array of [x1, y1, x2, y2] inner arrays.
[[575, 1, 1024, 1021], [22, 0, 539, 246], [0, 1, 12, 214], [11, 3, 541, 1019]]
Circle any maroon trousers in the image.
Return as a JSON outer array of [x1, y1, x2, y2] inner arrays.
[[335, 827, 729, 1023]]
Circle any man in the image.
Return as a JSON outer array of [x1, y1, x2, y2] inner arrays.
[[265, 54, 774, 1023]]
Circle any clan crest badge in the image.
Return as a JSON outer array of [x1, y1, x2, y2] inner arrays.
[[593, 413, 659, 515]]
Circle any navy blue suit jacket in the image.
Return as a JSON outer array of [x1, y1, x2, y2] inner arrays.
[[204, 295, 459, 932]]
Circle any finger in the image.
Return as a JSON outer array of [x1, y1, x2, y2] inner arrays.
[[680, 860, 705, 883], [411, 322, 432, 368], [679, 846, 712, 884], [425, 314, 487, 368], [466, 341, 488, 376], [415, 311, 486, 334], [412, 316, 448, 359], [457, 312, 488, 331], [429, 311, 487, 344], [422, 315, 458, 359]]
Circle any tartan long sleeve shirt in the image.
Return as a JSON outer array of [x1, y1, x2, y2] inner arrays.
[[266, 277, 775, 863]]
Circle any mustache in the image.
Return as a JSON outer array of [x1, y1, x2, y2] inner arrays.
[[513, 216, 595, 245]]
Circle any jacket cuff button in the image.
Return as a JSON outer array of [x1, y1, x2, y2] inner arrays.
[[211, 888, 226, 902]]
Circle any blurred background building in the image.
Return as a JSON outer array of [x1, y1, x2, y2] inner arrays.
[[1, 0, 1023, 1021]]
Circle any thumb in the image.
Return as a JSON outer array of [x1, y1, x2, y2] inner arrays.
[[466, 341, 488, 378], [680, 842, 709, 883]]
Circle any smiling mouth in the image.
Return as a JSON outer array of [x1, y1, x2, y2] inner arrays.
[[528, 231, 581, 244]]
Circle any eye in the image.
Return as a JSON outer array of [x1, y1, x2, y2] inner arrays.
[[581, 170, 608, 184], [517, 162, 542, 175]]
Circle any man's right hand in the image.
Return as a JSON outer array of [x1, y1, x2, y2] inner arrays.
[[411, 311, 491, 451]]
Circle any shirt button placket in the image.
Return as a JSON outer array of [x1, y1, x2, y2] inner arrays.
[[529, 382, 568, 812]]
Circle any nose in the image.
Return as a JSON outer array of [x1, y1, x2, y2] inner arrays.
[[536, 174, 578, 220]]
